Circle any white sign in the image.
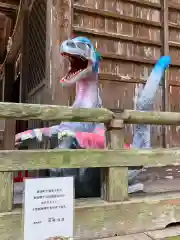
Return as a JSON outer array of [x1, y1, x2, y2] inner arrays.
[[24, 177, 74, 240]]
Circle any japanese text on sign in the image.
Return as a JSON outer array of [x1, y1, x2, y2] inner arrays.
[[24, 177, 74, 240]]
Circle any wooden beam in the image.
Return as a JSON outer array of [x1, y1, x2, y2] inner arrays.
[[20, 0, 28, 103], [6, 0, 23, 63], [102, 119, 128, 202], [1, 193, 180, 239], [0, 148, 180, 171], [161, 0, 169, 148], [74, 5, 161, 28], [1, 101, 180, 126], [2, 102, 180, 125], [0, 2, 17, 12], [1, 63, 15, 212], [0, 102, 114, 122], [117, 110, 180, 125]]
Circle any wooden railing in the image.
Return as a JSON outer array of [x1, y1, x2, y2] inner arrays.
[[1, 102, 180, 239]]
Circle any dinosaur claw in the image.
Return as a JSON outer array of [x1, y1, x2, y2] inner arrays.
[[58, 130, 75, 140]]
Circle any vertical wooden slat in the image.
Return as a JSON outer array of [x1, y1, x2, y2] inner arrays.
[[102, 119, 128, 202], [45, 0, 53, 104], [20, 0, 29, 103], [161, 0, 169, 148], [1, 63, 15, 212], [49, 0, 74, 106]]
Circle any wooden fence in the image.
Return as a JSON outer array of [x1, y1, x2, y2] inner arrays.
[[1, 102, 180, 239]]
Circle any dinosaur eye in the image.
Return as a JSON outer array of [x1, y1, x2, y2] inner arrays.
[[76, 42, 87, 50], [66, 41, 76, 48]]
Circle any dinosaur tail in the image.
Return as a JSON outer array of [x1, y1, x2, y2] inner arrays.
[[136, 56, 171, 111], [128, 56, 171, 187], [131, 56, 171, 149]]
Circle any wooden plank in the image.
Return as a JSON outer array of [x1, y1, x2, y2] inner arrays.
[[2, 148, 180, 171], [161, 0, 169, 148], [117, 110, 180, 125], [0, 172, 13, 212], [1, 120, 14, 212], [1, 102, 180, 126], [102, 167, 128, 201], [122, 0, 161, 9], [1, 63, 15, 212], [6, 0, 23, 63], [0, 2, 17, 11], [102, 119, 128, 202], [0, 102, 113, 122], [50, 0, 74, 105], [20, 0, 29, 103], [74, 5, 161, 27], [73, 26, 162, 47], [3, 193, 180, 240], [45, 0, 54, 105]]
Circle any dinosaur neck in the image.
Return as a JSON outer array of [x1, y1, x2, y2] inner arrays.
[[72, 73, 100, 108], [56, 72, 102, 134]]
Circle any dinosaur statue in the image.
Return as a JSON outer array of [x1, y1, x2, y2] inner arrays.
[[15, 37, 102, 144], [15, 36, 171, 195]]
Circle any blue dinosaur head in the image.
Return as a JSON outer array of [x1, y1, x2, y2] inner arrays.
[[59, 36, 101, 85]]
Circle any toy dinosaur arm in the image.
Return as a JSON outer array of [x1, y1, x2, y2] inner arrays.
[[15, 125, 60, 145], [15, 122, 96, 146]]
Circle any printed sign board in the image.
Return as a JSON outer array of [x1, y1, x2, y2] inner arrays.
[[24, 177, 74, 240]]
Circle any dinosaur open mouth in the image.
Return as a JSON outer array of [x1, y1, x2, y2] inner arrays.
[[60, 53, 88, 82]]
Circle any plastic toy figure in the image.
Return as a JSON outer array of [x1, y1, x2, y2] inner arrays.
[[15, 37, 171, 195]]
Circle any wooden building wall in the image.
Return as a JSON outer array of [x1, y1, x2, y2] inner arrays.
[[49, 0, 177, 147], [2, 0, 180, 150]]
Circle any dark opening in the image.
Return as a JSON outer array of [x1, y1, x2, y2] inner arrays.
[[166, 222, 180, 228]]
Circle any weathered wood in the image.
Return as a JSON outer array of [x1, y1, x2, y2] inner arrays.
[[20, 0, 29, 103], [1, 102, 180, 126], [6, 0, 23, 63], [161, 0, 169, 148], [102, 167, 128, 202], [2, 193, 180, 240], [0, 172, 13, 212], [1, 120, 14, 212], [1, 148, 180, 171], [105, 119, 124, 149], [0, 102, 114, 122], [49, 0, 74, 105], [1, 63, 15, 212], [102, 119, 128, 202], [117, 110, 180, 125], [0, 2, 17, 11]]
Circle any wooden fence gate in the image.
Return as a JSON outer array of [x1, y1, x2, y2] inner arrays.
[[0, 102, 179, 239]]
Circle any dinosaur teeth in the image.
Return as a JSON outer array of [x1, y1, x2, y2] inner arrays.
[[64, 68, 84, 80]]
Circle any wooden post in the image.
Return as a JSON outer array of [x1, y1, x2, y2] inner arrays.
[[101, 119, 128, 202], [0, 63, 15, 212], [161, 0, 169, 148]]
